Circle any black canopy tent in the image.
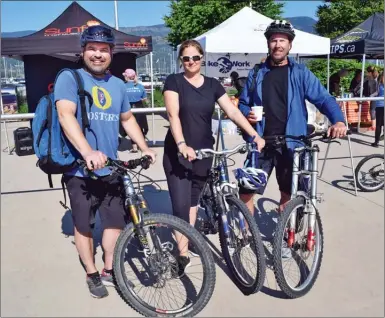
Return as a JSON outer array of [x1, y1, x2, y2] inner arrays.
[[330, 12, 384, 59], [1, 1, 153, 113]]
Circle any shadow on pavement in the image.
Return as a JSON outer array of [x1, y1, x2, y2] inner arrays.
[[254, 197, 288, 299]]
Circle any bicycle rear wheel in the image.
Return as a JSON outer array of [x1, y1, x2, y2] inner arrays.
[[272, 196, 324, 298], [113, 213, 216, 317], [218, 195, 266, 295], [355, 154, 384, 192]]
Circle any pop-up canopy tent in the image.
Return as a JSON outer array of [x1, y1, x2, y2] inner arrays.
[[330, 12, 384, 59], [177, 6, 331, 77], [1, 1, 153, 113], [304, 13, 384, 130]]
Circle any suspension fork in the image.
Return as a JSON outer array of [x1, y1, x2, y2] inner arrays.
[[122, 175, 157, 255], [287, 148, 301, 247], [306, 145, 319, 251]]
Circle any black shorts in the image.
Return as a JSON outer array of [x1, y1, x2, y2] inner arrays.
[[239, 145, 293, 195], [63, 173, 128, 234]]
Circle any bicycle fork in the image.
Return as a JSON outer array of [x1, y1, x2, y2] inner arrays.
[[123, 175, 157, 256], [287, 147, 319, 251]]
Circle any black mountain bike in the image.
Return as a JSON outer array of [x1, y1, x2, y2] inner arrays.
[[265, 126, 349, 299], [194, 144, 266, 295], [355, 153, 384, 192], [78, 156, 216, 317]]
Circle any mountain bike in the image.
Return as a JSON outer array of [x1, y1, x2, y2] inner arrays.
[[78, 156, 216, 317], [194, 144, 266, 295], [265, 126, 349, 299], [355, 154, 384, 192]]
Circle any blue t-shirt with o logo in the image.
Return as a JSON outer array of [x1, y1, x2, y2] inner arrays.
[[54, 68, 131, 177], [125, 81, 147, 103]]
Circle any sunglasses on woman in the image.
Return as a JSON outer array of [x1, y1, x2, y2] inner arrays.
[[180, 55, 202, 62]]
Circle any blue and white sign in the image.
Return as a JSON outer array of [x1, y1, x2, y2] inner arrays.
[[201, 53, 266, 77]]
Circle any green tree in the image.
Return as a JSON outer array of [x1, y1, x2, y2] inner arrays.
[[306, 59, 383, 94], [164, 0, 284, 48], [315, 0, 384, 38]]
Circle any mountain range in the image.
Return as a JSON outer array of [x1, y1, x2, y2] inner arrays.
[[1, 16, 317, 76]]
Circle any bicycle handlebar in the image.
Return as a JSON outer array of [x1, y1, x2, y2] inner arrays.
[[195, 143, 249, 160], [77, 155, 152, 179], [263, 129, 351, 145]]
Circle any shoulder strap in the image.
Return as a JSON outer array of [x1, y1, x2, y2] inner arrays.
[[69, 69, 93, 135], [249, 64, 260, 93], [54, 68, 93, 135]]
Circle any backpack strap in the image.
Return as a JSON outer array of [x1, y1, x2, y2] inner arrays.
[[249, 64, 260, 94], [70, 69, 93, 135], [53, 68, 93, 135], [59, 175, 69, 210]]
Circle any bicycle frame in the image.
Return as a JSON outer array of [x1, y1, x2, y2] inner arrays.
[[199, 146, 247, 239], [288, 142, 321, 251]]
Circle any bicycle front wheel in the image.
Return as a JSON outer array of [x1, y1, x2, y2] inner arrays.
[[272, 196, 324, 298], [218, 195, 266, 295], [355, 154, 384, 192], [113, 213, 216, 317]]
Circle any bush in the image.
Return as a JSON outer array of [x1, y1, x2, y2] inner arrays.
[[146, 87, 165, 107], [306, 58, 384, 94], [18, 103, 28, 114]]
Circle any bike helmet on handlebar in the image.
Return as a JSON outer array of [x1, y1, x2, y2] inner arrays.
[[80, 25, 115, 48], [264, 20, 296, 41], [235, 167, 268, 191]]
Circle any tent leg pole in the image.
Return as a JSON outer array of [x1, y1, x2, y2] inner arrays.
[[325, 54, 331, 127], [358, 54, 366, 133], [341, 100, 358, 196], [150, 52, 155, 146], [215, 108, 221, 151], [347, 133, 357, 196], [0, 94, 11, 155]]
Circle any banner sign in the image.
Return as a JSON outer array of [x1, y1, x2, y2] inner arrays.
[[202, 53, 266, 77], [330, 41, 365, 55], [178, 53, 266, 77]]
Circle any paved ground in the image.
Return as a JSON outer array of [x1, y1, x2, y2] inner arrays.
[[1, 116, 384, 317]]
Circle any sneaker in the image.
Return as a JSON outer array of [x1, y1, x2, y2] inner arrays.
[[100, 269, 115, 287], [372, 142, 379, 148], [172, 255, 191, 278], [188, 243, 199, 257], [86, 274, 109, 298]]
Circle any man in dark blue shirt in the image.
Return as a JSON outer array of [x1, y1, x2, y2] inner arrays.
[[238, 20, 347, 215]]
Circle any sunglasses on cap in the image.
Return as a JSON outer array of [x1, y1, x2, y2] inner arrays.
[[180, 55, 202, 62]]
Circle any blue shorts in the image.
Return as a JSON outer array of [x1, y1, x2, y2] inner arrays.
[[238, 146, 293, 195]]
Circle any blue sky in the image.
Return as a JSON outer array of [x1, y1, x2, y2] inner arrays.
[[1, 1, 323, 33]]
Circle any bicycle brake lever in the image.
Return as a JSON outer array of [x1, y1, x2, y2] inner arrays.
[[195, 151, 203, 160]]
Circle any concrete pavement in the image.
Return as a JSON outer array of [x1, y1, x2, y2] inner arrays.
[[1, 117, 384, 317]]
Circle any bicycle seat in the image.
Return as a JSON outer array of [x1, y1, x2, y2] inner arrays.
[[307, 124, 315, 136]]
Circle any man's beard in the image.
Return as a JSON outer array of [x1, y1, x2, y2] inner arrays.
[[269, 48, 288, 66], [83, 58, 110, 76]]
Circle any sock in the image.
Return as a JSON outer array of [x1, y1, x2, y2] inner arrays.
[[87, 271, 99, 278], [104, 268, 113, 275]]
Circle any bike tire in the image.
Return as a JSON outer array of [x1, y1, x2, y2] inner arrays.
[[218, 195, 266, 295], [113, 213, 216, 317], [355, 154, 384, 192], [272, 196, 324, 299]]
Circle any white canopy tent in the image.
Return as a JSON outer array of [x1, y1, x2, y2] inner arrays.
[[177, 7, 330, 77]]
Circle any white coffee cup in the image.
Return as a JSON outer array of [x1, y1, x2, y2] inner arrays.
[[251, 106, 263, 121]]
